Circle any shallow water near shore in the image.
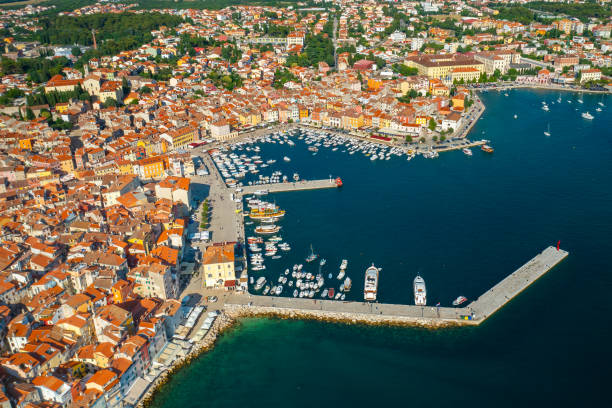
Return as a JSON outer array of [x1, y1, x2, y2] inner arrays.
[[151, 89, 612, 407]]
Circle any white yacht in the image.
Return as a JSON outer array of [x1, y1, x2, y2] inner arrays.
[[581, 112, 594, 120], [254, 277, 266, 291], [414, 275, 426, 306], [363, 264, 379, 301]]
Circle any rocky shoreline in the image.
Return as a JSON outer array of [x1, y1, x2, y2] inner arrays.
[[138, 313, 236, 408], [138, 304, 467, 406], [224, 304, 466, 329]]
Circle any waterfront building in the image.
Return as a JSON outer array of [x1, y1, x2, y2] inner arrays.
[[202, 244, 236, 289], [405, 54, 484, 82], [580, 69, 602, 83]]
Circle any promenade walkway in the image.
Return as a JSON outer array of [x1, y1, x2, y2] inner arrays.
[[241, 179, 339, 195]]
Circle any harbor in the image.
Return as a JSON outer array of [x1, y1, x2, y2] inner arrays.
[[225, 246, 569, 326], [148, 77, 609, 408]]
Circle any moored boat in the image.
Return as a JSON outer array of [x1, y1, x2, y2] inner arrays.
[[305, 244, 318, 263], [255, 225, 281, 235], [414, 275, 426, 306], [452, 296, 468, 306], [363, 264, 379, 301], [343, 277, 352, 292]]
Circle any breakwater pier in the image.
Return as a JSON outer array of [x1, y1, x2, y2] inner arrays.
[[241, 178, 340, 195], [228, 246, 568, 326]]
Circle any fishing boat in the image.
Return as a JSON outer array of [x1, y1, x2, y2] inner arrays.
[[581, 112, 594, 120], [462, 148, 472, 156], [328, 288, 335, 299], [452, 296, 468, 306], [414, 275, 426, 306], [363, 264, 379, 301], [255, 225, 280, 235], [481, 144, 494, 153], [305, 244, 318, 263]]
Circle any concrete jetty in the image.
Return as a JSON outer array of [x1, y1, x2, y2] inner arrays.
[[227, 246, 568, 326], [241, 178, 340, 195], [467, 246, 568, 320]]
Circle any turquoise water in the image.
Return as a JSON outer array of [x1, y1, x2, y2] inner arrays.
[[153, 89, 612, 407]]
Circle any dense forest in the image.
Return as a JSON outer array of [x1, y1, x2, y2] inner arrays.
[[494, 2, 611, 24], [34, 12, 183, 46], [1, 56, 70, 83], [495, 6, 537, 25], [529, 1, 611, 22]]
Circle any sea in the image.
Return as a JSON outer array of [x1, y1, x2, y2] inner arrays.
[[151, 89, 612, 407]]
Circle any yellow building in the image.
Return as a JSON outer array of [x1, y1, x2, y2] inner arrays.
[[18, 137, 33, 150], [367, 78, 383, 90], [299, 107, 309, 120], [341, 111, 364, 129], [238, 110, 262, 127], [55, 103, 69, 113], [406, 55, 483, 80], [415, 116, 429, 126], [161, 126, 197, 150], [57, 155, 74, 173], [450, 67, 481, 83], [116, 159, 134, 175], [139, 155, 168, 179]]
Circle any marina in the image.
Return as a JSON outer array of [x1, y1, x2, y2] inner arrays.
[[226, 246, 569, 326]]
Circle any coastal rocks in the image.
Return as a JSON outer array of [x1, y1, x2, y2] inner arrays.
[[139, 313, 236, 408], [224, 304, 463, 329]]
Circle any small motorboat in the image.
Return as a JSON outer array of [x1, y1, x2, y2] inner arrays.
[[452, 296, 468, 306]]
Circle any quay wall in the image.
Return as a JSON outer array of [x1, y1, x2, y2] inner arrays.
[[241, 179, 339, 195], [232, 246, 568, 327], [224, 303, 472, 328], [468, 246, 568, 320]]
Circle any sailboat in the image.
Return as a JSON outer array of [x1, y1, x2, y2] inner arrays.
[[544, 124, 551, 137], [305, 244, 318, 263]]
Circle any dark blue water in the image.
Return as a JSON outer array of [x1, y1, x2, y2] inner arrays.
[[152, 89, 612, 407]]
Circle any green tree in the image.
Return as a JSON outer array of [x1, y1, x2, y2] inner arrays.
[[25, 108, 35, 120], [103, 98, 118, 108], [428, 118, 437, 131], [71, 46, 82, 57]]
